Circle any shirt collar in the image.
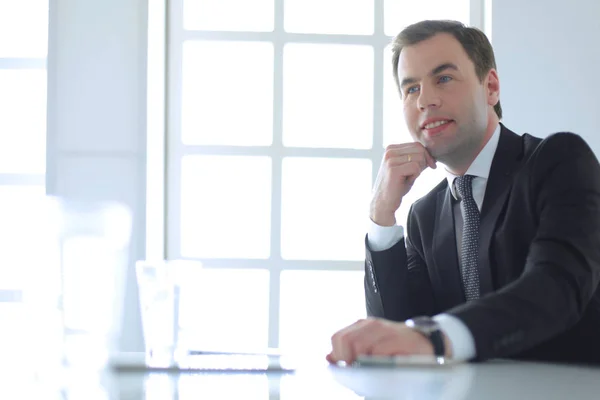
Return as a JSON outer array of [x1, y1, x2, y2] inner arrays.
[[445, 123, 502, 200]]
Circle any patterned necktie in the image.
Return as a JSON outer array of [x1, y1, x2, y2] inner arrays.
[[455, 175, 481, 301]]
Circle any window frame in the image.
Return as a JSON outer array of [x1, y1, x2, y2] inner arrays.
[[164, 0, 487, 349]]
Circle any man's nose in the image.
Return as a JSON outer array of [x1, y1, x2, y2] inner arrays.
[[417, 85, 441, 111]]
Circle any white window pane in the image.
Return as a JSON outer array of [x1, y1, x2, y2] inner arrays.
[[281, 158, 371, 261], [0, 303, 38, 365], [180, 156, 271, 258], [284, 0, 373, 35], [383, 44, 411, 148], [183, 0, 274, 32], [178, 375, 269, 400], [0, 0, 48, 57], [283, 44, 373, 149], [0, 70, 47, 174], [279, 271, 366, 356], [182, 41, 273, 146], [384, 0, 470, 36], [0, 186, 46, 290], [178, 269, 269, 351]]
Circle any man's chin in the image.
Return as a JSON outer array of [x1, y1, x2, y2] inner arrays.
[[426, 144, 457, 165]]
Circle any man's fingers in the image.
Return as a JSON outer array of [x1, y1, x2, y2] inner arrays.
[[326, 352, 335, 364], [331, 319, 369, 363], [369, 325, 433, 357], [330, 319, 401, 364], [384, 143, 416, 150], [386, 161, 423, 183], [385, 154, 427, 171], [384, 149, 433, 171], [369, 333, 410, 356], [350, 322, 397, 359], [384, 143, 437, 170]]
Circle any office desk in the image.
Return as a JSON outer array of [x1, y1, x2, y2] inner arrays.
[[10, 357, 600, 399]]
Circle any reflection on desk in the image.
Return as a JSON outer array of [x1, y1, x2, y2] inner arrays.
[[18, 356, 600, 399], [328, 359, 600, 400]]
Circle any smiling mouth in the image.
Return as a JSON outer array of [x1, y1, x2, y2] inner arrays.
[[420, 119, 455, 138], [422, 119, 453, 130]]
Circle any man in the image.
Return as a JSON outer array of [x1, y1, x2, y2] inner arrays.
[[327, 20, 600, 364]]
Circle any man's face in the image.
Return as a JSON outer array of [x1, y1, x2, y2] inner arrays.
[[397, 33, 497, 161]]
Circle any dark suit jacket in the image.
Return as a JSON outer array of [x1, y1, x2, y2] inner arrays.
[[365, 124, 600, 363]]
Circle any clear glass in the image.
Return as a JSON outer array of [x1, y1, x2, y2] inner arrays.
[[0, 0, 49, 57], [181, 41, 274, 146], [180, 155, 272, 259], [136, 260, 203, 367], [183, 0, 274, 32], [136, 261, 177, 367], [284, 0, 373, 34], [0, 69, 47, 173], [178, 268, 269, 352], [279, 270, 366, 356], [283, 44, 373, 149], [281, 157, 372, 260], [384, 0, 470, 36]]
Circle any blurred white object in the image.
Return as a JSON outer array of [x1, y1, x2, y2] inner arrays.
[[52, 197, 132, 370], [136, 259, 202, 367]]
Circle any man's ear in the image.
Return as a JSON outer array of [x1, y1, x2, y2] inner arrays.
[[486, 69, 500, 107]]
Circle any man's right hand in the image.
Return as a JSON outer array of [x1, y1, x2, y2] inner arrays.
[[370, 143, 437, 226]]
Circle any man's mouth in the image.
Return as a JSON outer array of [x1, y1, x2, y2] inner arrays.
[[422, 119, 453, 130]]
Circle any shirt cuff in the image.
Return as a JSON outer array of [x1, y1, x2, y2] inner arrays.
[[433, 314, 476, 361], [367, 219, 404, 251]]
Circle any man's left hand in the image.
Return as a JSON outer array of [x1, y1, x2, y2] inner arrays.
[[326, 317, 444, 364]]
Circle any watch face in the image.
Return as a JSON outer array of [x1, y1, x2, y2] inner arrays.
[[408, 317, 439, 334]]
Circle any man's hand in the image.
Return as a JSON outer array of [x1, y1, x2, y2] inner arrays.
[[326, 317, 451, 365], [370, 143, 436, 226]]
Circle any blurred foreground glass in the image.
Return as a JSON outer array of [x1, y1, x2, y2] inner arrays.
[[136, 260, 203, 368], [23, 197, 132, 398], [51, 198, 132, 370]]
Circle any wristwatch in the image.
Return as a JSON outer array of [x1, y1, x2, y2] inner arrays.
[[405, 316, 446, 358]]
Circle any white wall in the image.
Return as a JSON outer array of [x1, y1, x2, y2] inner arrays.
[[492, 0, 600, 153], [46, 0, 147, 352]]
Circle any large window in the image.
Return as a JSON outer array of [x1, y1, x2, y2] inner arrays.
[[167, 0, 481, 355], [0, 0, 48, 354]]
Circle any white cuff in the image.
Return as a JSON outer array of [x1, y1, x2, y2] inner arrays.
[[367, 220, 404, 251], [433, 314, 476, 361]]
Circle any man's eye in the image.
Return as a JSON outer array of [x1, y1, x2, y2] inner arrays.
[[407, 86, 420, 95], [438, 75, 452, 83]]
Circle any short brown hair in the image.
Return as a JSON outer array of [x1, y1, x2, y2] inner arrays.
[[391, 20, 502, 119]]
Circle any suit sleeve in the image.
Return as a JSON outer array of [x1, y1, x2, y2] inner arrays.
[[365, 205, 436, 321], [447, 133, 600, 361]]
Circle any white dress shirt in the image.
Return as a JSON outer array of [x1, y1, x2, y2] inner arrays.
[[367, 123, 501, 361]]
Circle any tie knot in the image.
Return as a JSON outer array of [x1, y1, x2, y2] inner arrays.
[[455, 174, 475, 200]]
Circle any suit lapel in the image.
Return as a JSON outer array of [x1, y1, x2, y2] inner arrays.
[[478, 124, 524, 293], [433, 187, 466, 307]]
